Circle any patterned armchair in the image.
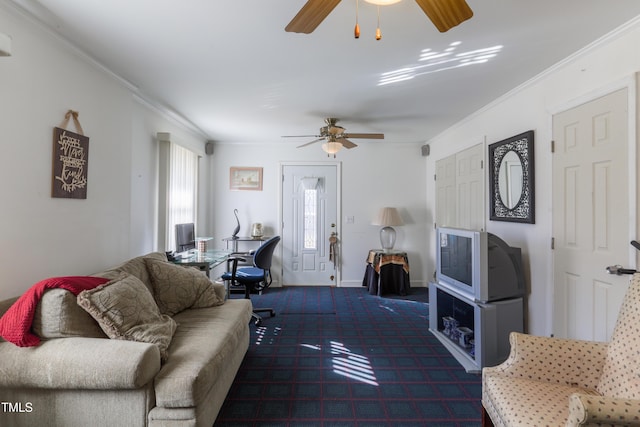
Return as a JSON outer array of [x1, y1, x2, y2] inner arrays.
[[482, 273, 640, 426]]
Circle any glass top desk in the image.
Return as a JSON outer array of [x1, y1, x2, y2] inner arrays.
[[222, 236, 268, 253], [171, 249, 231, 277]]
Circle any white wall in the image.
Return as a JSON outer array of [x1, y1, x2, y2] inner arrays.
[[0, 2, 429, 299], [209, 141, 429, 287], [18, 0, 637, 319], [425, 19, 640, 336], [0, 4, 208, 299]]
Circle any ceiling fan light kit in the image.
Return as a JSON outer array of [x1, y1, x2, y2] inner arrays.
[[285, 0, 473, 36], [322, 140, 343, 157]]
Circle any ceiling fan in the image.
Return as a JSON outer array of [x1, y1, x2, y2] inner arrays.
[[283, 118, 384, 156], [285, 0, 473, 35]]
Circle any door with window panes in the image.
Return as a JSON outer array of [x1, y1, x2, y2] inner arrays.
[[282, 164, 338, 285]]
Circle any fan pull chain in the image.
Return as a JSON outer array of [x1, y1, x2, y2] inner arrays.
[[375, 6, 382, 40], [354, 0, 360, 38]]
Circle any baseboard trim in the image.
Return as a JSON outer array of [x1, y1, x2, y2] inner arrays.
[[339, 280, 428, 288]]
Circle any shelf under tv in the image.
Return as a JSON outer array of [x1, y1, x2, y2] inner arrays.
[[428, 281, 524, 373], [430, 327, 480, 373]]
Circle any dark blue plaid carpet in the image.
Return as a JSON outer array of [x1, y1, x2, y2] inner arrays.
[[216, 286, 481, 426]]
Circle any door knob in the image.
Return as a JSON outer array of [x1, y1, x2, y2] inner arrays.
[[606, 265, 637, 275]]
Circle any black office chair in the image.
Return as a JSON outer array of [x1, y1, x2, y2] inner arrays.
[[175, 223, 195, 252], [222, 236, 279, 325]]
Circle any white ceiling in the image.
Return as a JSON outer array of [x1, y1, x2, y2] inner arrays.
[[8, 0, 640, 147]]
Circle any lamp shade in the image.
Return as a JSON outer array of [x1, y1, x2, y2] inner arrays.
[[372, 207, 404, 226], [0, 32, 12, 57]]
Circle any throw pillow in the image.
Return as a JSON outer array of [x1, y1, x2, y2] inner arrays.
[[145, 258, 224, 316], [77, 273, 177, 362], [93, 252, 168, 295]]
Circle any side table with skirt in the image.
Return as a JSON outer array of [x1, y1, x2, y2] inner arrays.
[[362, 250, 410, 296]]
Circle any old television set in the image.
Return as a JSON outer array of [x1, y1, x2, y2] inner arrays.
[[435, 226, 525, 303]]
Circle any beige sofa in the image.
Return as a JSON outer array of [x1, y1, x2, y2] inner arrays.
[[482, 272, 640, 426], [0, 252, 252, 427]]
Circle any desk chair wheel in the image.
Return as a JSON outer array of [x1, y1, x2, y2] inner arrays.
[[252, 308, 275, 326], [253, 314, 262, 326]]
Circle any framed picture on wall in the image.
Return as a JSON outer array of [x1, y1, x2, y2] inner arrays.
[[230, 167, 263, 191]]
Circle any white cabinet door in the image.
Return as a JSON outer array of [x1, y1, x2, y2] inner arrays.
[[435, 143, 485, 230]]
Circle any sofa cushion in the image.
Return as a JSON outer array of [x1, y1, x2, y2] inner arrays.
[[153, 299, 252, 408], [0, 336, 160, 389], [145, 258, 224, 316], [77, 273, 177, 362], [597, 273, 640, 398], [33, 288, 107, 340]]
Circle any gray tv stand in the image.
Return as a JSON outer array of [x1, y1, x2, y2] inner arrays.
[[428, 281, 523, 373]]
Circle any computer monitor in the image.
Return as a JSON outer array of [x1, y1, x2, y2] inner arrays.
[[175, 223, 195, 252]]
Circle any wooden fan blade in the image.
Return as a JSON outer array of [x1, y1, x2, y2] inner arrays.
[[341, 139, 358, 149], [343, 133, 385, 139], [297, 138, 325, 148], [282, 134, 321, 138], [285, 0, 342, 34], [414, 0, 473, 33]]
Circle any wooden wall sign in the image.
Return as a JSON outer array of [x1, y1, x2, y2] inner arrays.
[[51, 110, 90, 199]]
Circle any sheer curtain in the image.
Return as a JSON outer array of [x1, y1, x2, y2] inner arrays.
[[166, 143, 199, 252]]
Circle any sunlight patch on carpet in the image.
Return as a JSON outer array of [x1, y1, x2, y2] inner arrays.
[[330, 341, 378, 386], [300, 341, 378, 386], [254, 325, 282, 346]]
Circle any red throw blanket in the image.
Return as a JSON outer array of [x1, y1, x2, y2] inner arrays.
[[0, 276, 109, 347]]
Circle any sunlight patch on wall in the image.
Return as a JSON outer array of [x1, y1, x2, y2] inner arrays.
[[378, 41, 502, 86]]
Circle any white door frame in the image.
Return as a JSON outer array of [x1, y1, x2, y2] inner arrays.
[[547, 75, 637, 337], [278, 161, 342, 286]]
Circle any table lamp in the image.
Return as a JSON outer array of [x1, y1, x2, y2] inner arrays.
[[372, 207, 404, 252]]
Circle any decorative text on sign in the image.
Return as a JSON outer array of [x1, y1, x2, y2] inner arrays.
[[51, 127, 90, 199]]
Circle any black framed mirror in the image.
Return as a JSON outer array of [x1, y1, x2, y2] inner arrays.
[[488, 130, 535, 223]]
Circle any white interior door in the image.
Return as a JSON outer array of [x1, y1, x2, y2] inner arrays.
[[282, 164, 338, 286], [552, 87, 632, 341]]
